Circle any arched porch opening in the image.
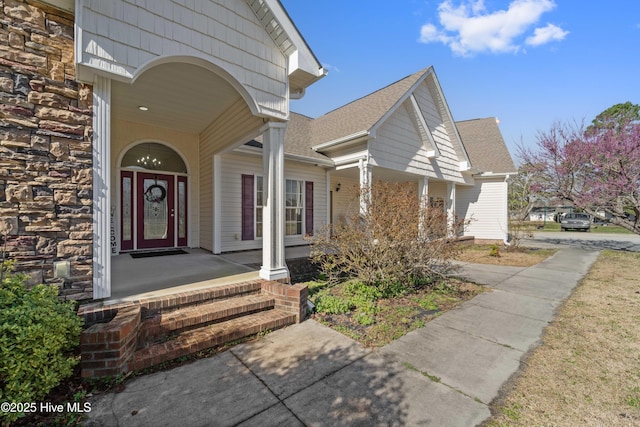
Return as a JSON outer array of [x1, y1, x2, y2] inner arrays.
[[100, 58, 267, 299]]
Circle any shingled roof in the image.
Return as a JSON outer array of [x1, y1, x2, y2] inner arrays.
[[309, 67, 431, 147], [283, 112, 331, 162], [455, 118, 516, 174]]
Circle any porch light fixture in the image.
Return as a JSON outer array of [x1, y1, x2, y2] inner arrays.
[[335, 183, 341, 192], [53, 260, 70, 279], [138, 106, 149, 111]]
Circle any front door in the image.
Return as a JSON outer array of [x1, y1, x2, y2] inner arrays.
[[137, 172, 175, 249]]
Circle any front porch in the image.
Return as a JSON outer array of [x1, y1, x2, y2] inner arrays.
[[109, 246, 313, 302], [80, 245, 313, 378]]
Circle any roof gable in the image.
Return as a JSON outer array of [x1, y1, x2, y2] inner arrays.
[[310, 67, 431, 149], [309, 67, 471, 170]]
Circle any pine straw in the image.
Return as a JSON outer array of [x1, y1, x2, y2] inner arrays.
[[486, 250, 640, 426]]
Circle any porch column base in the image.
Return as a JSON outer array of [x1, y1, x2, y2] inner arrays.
[[259, 266, 290, 282]]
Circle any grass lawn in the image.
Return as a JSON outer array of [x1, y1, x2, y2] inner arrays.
[[520, 221, 633, 234], [486, 250, 640, 426], [455, 244, 557, 267]]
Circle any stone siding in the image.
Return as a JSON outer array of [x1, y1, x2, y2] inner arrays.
[[0, 0, 94, 300]]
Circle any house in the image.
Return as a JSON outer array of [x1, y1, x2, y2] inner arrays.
[[528, 207, 557, 223], [527, 205, 574, 222], [1, 0, 515, 304], [455, 117, 517, 239]]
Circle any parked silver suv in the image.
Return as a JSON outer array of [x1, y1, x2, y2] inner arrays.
[[560, 213, 591, 232]]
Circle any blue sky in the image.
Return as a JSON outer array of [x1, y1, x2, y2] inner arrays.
[[282, 0, 640, 163]]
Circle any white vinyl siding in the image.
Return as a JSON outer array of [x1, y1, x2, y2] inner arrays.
[[368, 80, 464, 183], [198, 99, 263, 251], [456, 178, 508, 240], [329, 177, 359, 225], [218, 152, 328, 251], [76, 0, 289, 117]]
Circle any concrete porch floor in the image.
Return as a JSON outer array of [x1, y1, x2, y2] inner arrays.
[[109, 246, 311, 302]]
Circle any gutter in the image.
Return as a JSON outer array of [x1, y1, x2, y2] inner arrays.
[[312, 130, 371, 152], [233, 145, 335, 167]]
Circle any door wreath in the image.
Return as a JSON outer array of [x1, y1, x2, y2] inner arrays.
[[144, 184, 166, 203]]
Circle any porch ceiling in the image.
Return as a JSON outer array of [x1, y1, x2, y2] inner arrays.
[[112, 63, 242, 133]]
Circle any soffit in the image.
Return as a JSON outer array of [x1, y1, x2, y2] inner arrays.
[[112, 63, 241, 134]]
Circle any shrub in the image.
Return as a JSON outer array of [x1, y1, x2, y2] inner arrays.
[[309, 182, 467, 290], [0, 262, 83, 425], [489, 243, 501, 257], [313, 280, 381, 325]]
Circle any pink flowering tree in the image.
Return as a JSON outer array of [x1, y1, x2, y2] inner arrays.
[[520, 107, 640, 234]]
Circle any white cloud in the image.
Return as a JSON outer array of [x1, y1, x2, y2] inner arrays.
[[419, 0, 568, 56], [323, 63, 341, 73], [526, 23, 569, 45]]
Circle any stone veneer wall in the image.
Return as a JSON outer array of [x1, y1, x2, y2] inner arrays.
[[0, 0, 94, 300]]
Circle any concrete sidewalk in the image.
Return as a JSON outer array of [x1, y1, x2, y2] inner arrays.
[[86, 248, 599, 427]]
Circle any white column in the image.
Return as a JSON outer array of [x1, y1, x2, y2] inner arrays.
[[418, 176, 429, 237], [418, 176, 429, 209], [213, 154, 222, 254], [447, 182, 456, 234], [358, 158, 372, 216], [259, 122, 290, 282], [92, 76, 111, 299], [326, 169, 332, 227]]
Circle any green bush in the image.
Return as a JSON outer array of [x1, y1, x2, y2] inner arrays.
[[0, 263, 83, 424], [314, 294, 351, 314]]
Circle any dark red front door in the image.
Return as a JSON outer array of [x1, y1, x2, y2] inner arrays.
[[136, 172, 175, 249]]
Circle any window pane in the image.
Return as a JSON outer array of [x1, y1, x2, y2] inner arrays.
[[285, 179, 304, 236], [143, 178, 168, 240], [256, 176, 263, 206], [256, 207, 263, 238]]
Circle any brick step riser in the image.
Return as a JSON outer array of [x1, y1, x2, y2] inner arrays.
[[138, 303, 276, 347], [131, 313, 296, 371], [80, 280, 307, 378], [139, 285, 263, 317]]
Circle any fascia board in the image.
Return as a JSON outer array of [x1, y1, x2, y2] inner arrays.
[[428, 71, 473, 167], [312, 131, 371, 152], [234, 146, 334, 166]]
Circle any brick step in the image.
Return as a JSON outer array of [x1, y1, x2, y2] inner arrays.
[[131, 309, 296, 371], [138, 294, 276, 345], [134, 280, 264, 315]]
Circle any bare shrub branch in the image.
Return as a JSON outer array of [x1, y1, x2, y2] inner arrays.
[[308, 182, 468, 291]]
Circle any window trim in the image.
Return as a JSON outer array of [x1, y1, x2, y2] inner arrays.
[[285, 178, 304, 237], [243, 175, 314, 241]]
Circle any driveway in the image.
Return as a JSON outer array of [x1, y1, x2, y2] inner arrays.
[[524, 231, 640, 252]]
